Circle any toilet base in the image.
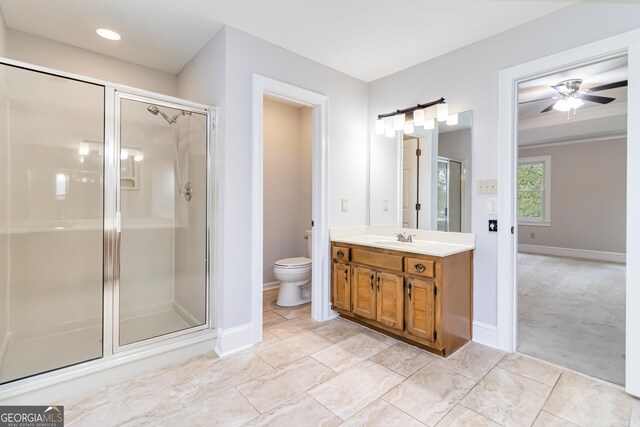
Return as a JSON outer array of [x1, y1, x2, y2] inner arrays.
[[276, 280, 311, 307]]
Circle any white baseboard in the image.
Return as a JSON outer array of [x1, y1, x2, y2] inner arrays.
[[518, 244, 625, 263], [263, 281, 280, 290], [0, 331, 11, 367], [215, 323, 254, 357], [173, 302, 201, 327], [472, 321, 498, 349]]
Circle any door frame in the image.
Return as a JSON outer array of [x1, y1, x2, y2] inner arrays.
[[112, 91, 212, 353], [496, 29, 640, 396], [251, 74, 331, 345]]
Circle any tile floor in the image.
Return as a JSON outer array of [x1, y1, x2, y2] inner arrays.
[[61, 288, 639, 426], [518, 253, 626, 385]]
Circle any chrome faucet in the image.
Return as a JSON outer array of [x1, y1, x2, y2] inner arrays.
[[396, 232, 416, 243]]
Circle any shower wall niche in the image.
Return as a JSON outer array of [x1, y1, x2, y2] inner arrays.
[[0, 62, 213, 387]]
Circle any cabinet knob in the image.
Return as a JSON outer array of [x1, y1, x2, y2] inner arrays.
[[376, 275, 380, 291], [414, 263, 426, 273], [337, 250, 345, 258], [344, 268, 348, 281]]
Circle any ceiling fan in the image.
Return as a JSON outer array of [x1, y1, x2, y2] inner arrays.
[[520, 78, 628, 115]]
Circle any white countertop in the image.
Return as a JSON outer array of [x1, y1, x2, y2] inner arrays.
[[330, 226, 475, 257]]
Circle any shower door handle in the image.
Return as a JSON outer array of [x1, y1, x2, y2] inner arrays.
[[115, 211, 122, 278]]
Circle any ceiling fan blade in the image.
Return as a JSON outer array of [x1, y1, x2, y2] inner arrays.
[[518, 97, 554, 105], [586, 80, 628, 92], [540, 103, 555, 113], [581, 94, 616, 104]]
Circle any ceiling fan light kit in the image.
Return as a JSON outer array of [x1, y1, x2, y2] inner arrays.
[[520, 78, 627, 121]]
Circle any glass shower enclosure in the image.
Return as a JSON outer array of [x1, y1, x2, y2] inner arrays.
[[0, 61, 213, 385]]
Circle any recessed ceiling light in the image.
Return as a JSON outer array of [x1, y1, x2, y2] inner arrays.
[[96, 28, 121, 41]]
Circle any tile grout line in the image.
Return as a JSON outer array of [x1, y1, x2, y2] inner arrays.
[[455, 353, 509, 426]]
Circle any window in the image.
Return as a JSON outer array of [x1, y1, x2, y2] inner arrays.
[[517, 155, 551, 226]]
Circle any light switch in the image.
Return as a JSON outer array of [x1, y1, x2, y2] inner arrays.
[[477, 179, 498, 195], [383, 200, 389, 212], [487, 198, 498, 215], [341, 198, 348, 212]]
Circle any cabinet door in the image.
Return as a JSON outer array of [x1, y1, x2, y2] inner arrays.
[[406, 277, 436, 341], [376, 271, 404, 330], [352, 265, 377, 320], [332, 261, 351, 311]]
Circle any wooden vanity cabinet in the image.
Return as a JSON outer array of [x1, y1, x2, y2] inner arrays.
[[331, 242, 473, 357], [331, 260, 351, 311]]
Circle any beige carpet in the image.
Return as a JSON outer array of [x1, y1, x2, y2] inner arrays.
[[518, 252, 625, 385]]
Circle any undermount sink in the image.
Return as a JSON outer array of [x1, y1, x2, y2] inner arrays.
[[372, 240, 416, 248]]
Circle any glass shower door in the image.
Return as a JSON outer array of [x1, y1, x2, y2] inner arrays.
[[0, 64, 104, 384], [116, 96, 208, 347]]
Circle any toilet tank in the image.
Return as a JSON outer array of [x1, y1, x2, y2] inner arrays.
[[305, 229, 312, 258]]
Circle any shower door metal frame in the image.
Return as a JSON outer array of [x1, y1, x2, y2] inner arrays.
[[0, 56, 217, 401], [110, 91, 213, 354]]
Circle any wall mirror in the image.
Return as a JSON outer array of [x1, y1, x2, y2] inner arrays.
[[369, 110, 472, 232]]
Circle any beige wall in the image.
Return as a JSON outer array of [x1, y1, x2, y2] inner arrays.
[[5, 29, 177, 96], [263, 98, 312, 284], [518, 138, 627, 253], [0, 6, 7, 351]]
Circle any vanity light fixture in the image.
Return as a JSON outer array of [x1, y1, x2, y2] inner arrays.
[[385, 127, 396, 138], [446, 113, 459, 126], [78, 143, 90, 156], [96, 28, 121, 41], [424, 118, 435, 130], [376, 97, 446, 135], [413, 108, 425, 127], [375, 118, 385, 135], [404, 121, 415, 134], [393, 113, 406, 131], [436, 102, 449, 122]]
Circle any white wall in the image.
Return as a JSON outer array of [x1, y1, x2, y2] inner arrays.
[[4, 29, 177, 96], [518, 138, 626, 253], [368, 2, 640, 328], [263, 98, 312, 284], [178, 26, 368, 330]]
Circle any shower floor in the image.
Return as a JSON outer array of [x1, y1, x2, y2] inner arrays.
[[0, 309, 196, 385]]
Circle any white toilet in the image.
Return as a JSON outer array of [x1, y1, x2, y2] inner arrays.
[[274, 230, 312, 307]]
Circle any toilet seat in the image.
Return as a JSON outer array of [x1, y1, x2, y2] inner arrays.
[[274, 257, 311, 269]]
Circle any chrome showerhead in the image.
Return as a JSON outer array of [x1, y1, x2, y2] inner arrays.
[[147, 104, 177, 124]]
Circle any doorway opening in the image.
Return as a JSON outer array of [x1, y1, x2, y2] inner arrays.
[[515, 56, 628, 385], [261, 95, 314, 337], [251, 75, 331, 346]]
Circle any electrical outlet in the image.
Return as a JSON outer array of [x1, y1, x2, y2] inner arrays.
[[488, 219, 498, 232], [487, 198, 498, 215], [383, 200, 389, 212], [341, 198, 348, 212], [477, 179, 498, 195]]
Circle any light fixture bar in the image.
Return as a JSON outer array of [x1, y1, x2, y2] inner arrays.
[[377, 97, 445, 120]]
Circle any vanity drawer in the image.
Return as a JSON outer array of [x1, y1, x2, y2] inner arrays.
[[332, 246, 351, 261], [352, 248, 403, 271], [404, 257, 436, 278]]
